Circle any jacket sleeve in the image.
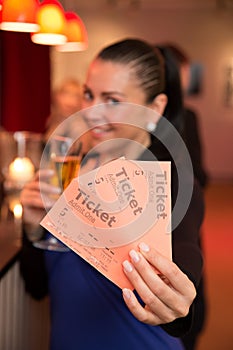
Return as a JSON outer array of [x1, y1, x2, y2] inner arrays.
[[161, 179, 205, 337], [19, 225, 49, 300]]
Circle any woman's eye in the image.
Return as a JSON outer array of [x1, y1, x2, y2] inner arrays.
[[106, 97, 120, 105], [83, 90, 93, 101]]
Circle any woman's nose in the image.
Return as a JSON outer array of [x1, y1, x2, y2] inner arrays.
[[82, 104, 107, 126]]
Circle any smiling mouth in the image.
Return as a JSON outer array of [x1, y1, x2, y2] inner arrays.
[[89, 125, 114, 138]]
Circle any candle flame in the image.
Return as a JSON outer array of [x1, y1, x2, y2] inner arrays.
[[13, 203, 23, 219], [8, 157, 35, 184]]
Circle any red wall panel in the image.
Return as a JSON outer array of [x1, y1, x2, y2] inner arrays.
[[0, 31, 50, 133]]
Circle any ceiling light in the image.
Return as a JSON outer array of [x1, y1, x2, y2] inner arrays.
[[31, 0, 67, 46], [56, 11, 88, 52], [1, 0, 40, 32]]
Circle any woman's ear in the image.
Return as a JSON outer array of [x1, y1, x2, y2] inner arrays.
[[145, 93, 168, 132], [150, 93, 167, 117]]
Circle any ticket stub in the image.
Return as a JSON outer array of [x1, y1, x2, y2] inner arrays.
[[40, 158, 171, 289]]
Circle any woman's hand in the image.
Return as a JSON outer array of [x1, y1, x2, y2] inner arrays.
[[20, 169, 61, 229], [122, 242, 196, 325]]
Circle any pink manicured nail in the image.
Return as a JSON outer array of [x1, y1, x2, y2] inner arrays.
[[129, 249, 140, 263], [123, 260, 133, 273], [139, 242, 150, 252], [51, 186, 62, 194], [122, 288, 131, 299]]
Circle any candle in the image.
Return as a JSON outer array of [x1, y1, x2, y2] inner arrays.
[[13, 203, 23, 220], [9, 195, 22, 216], [10, 200, 23, 239], [8, 157, 35, 186]]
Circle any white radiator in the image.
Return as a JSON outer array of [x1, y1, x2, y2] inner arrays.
[[0, 261, 50, 350]]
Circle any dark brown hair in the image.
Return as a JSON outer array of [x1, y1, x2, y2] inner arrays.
[[97, 38, 165, 104], [96, 38, 185, 134]]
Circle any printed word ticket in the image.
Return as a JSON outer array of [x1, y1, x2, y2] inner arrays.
[[41, 158, 172, 289]]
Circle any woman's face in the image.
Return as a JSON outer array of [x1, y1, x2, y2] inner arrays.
[[81, 59, 154, 153]]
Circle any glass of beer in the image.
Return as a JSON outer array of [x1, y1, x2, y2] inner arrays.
[[49, 135, 82, 190], [34, 135, 82, 251]]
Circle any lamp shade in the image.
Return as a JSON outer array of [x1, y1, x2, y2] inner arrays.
[[31, 0, 67, 46], [56, 12, 88, 52], [1, 0, 40, 32], [0, 0, 2, 24]]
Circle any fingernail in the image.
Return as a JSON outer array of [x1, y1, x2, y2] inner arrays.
[[51, 186, 62, 194], [123, 260, 133, 273], [129, 249, 140, 263], [139, 242, 150, 252], [122, 288, 131, 299]]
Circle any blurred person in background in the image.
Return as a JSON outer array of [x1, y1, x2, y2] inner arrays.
[[44, 77, 91, 156], [160, 43, 209, 189], [44, 78, 83, 140]]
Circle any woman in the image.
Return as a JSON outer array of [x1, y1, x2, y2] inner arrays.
[[20, 39, 204, 350], [44, 78, 91, 155], [44, 78, 83, 140]]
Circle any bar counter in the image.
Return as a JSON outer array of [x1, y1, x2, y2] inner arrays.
[[0, 218, 21, 278], [0, 198, 50, 350]]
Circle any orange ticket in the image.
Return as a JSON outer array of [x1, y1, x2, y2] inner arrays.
[[40, 158, 171, 290]]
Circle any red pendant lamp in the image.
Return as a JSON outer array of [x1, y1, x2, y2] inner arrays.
[[56, 12, 88, 52], [31, 0, 67, 46], [0, 0, 2, 24], [1, 0, 40, 32]]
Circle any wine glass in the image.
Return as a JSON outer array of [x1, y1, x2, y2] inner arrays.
[[33, 135, 82, 252]]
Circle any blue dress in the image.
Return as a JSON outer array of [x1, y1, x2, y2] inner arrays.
[[45, 248, 184, 350]]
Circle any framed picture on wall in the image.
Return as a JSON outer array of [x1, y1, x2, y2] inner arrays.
[[187, 62, 203, 96]]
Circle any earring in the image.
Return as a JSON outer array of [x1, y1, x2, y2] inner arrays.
[[146, 121, 157, 132]]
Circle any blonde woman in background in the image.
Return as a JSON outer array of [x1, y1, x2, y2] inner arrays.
[[44, 78, 91, 155], [44, 78, 83, 139]]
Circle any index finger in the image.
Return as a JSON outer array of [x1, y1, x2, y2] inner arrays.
[[36, 168, 55, 180], [138, 242, 195, 296]]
